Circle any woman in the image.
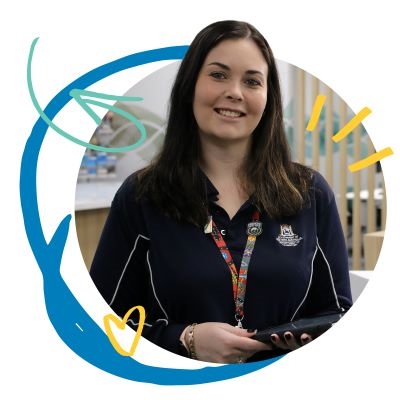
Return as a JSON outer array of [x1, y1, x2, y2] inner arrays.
[[89, 20, 353, 364]]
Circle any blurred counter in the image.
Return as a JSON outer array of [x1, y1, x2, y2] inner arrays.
[[75, 180, 122, 211]]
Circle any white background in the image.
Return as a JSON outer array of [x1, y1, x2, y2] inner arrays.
[[3, 0, 399, 398]]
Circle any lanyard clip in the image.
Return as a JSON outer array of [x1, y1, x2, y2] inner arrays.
[[204, 215, 213, 234], [235, 314, 243, 329]]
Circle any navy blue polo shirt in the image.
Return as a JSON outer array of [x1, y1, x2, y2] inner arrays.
[[90, 170, 353, 360]]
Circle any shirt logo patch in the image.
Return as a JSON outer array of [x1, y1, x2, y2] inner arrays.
[[276, 224, 303, 247]]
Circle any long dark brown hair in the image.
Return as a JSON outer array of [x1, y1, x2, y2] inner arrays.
[[135, 20, 312, 226]]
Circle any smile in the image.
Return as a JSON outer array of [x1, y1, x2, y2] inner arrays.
[[215, 108, 244, 118]]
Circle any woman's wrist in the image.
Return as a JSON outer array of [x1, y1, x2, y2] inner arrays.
[[180, 323, 198, 359], [179, 325, 190, 352]]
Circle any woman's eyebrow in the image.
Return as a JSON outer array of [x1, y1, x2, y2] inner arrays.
[[206, 61, 230, 70], [206, 61, 265, 77]]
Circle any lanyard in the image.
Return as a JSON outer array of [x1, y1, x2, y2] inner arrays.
[[208, 210, 262, 328]]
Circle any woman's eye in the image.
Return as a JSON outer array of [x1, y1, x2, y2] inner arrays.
[[246, 78, 261, 87], [210, 71, 226, 80]]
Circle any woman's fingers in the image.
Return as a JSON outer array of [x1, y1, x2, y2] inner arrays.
[[270, 331, 313, 350], [300, 333, 312, 345], [193, 322, 273, 363]]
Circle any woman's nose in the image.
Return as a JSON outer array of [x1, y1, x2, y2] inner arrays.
[[225, 81, 243, 101]]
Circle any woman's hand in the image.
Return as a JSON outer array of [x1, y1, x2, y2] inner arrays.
[[270, 331, 313, 350], [185, 322, 272, 364]]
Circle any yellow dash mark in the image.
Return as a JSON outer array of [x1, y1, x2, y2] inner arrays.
[[103, 305, 146, 357], [306, 94, 326, 132], [332, 107, 372, 142], [348, 147, 394, 172]]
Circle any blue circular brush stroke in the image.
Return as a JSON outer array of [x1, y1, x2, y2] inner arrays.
[[19, 46, 280, 384]]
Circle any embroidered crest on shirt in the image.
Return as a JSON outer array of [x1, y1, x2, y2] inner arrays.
[[276, 224, 303, 247]]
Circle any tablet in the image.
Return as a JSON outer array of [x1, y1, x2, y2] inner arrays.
[[253, 312, 346, 344]]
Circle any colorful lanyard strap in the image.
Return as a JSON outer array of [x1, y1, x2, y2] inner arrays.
[[208, 210, 262, 328]]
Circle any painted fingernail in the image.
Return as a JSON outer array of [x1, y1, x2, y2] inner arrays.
[[247, 328, 255, 333], [270, 335, 277, 342], [284, 333, 291, 341]]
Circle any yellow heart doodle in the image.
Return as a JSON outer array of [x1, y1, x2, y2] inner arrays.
[[103, 305, 146, 356]]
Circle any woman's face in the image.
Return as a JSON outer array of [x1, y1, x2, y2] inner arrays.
[[193, 38, 268, 146]]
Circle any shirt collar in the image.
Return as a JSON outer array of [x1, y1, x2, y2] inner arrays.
[[201, 170, 255, 209], [201, 171, 219, 202]]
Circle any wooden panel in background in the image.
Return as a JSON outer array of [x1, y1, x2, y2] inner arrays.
[[75, 208, 109, 270]]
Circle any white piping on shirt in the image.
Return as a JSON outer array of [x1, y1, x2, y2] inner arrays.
[[126, 256, 170, 328], [290, 245, 317, 321], [316, 239, 342, 310], [145, 250, 169, 324], [109, 233, 169, 328], [291, 238, 342, 320], [109, 234, 150, 307]]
